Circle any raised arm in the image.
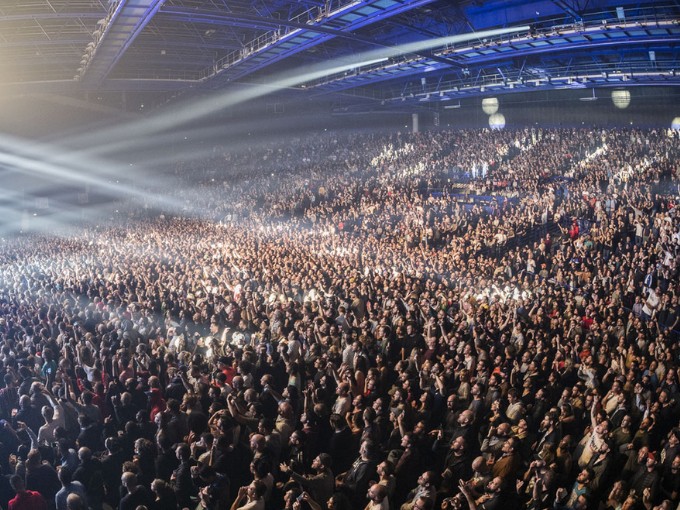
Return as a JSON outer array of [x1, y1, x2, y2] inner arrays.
[[459, 480, 479, 510], [16, 421, 39, 450]]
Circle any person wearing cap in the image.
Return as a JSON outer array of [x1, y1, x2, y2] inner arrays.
[[629, 451, 660, 501], [280, 453, 334, 505]]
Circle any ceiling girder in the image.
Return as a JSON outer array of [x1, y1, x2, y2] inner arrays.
[[551, 0, 582, 20], [201, 0, 437, 85], [308, 19, 680, 94], [79, 0, 166, 86], [0, 0, 679, 111]]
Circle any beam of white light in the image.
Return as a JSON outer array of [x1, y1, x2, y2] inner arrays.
[[60, 25, 529, 150], [0, 148, 138, 197], [60, 120, 270, 160], [0, 131, 190, 207], [0, 133, 263, 228], [0, 137, 281, 230], [0, 145, 197, 223], [0, 25, 529, 233]]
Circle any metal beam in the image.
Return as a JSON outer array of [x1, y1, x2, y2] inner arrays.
[[550, 0, 582, 20], [159, 6, 415, 49], [0, 38, 90, 48], [161, 4, 462, 69], [0, 13, 102, 22], [199, 0, 438, 85], [79, 0, 165, 86], [158, 8, 283, 32], [310, 32, 680, 95]]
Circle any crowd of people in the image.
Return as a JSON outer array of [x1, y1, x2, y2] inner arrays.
[[0, 126, 679, 510]]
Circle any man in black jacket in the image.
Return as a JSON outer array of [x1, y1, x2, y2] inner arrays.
[[172, 443, 196, 508], [328, 413, 354, 475], [118, 472, 153, 510], [335, 439, 378, 508]]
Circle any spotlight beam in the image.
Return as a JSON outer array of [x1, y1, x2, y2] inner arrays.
[[60, 25, 529, 151]]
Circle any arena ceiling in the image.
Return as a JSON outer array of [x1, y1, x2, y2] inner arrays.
[[0, 0, 679, 113]]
